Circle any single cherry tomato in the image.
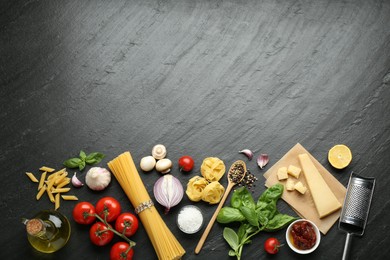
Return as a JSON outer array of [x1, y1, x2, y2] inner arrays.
[[95, 197, 122, 222], [178, 155, 194, 172], [264, 237, 281, 254], [72, 202, 96, 225], [110, 242, 134, 260], [89, 222, 114, 246], [115, 213, 139, 237]]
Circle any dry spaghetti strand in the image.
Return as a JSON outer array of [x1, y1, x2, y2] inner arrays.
[[108, 151, 185, 260]]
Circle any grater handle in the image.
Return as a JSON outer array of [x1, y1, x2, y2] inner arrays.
[[342, 232, 353, 260]]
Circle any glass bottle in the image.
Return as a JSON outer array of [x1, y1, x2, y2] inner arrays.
[[22, 210, 71, 253]]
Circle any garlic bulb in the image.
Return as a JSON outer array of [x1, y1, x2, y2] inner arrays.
[[85, 167, 111, 191], [152, 144, 167, 160]]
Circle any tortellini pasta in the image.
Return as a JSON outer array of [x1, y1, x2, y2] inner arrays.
[[201, 181, 225, 204], [201, 157, 226, 182], [186, 176, 209, 202]]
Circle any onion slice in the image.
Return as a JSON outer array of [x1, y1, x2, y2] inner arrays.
[[153, 174, 184, 214]]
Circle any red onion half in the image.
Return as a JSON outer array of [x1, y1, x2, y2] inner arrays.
[[153, 174, 184, 214]]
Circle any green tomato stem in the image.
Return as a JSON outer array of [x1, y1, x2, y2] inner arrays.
[[94, 213, 136, 247]]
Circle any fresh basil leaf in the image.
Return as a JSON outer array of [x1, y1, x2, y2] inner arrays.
[[231, 186, 255, 209], [240, 206, 259, 227], [217, 207, 245, 224], [223, 227, 239, 251], [78, 160, 86, 171], [256, 201, 277, 220], [85, 152, 105, 165], [79, 150, 87, 160], [228, 250, 237, 257], [63, 158, 82, 168], [257, 184, 283, 207], [264, 213, 297, 231]]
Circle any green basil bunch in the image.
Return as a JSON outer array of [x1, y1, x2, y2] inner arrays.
[[217, 184, 297, 259], [63, 150, 105, 171]]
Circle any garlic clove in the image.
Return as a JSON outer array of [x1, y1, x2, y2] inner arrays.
[[152, 144, 167, 160], [239, 149, 254, 160], [72, 172, 84, 188], [140, 156, 156, 172], [257, 154, 269, 169], [155, 158, 172, 174]]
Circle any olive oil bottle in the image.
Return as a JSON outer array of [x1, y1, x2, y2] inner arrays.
[[22, 210, 71, 253]]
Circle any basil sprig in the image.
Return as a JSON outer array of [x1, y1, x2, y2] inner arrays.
[[217, 184, 297, 260], [63, 150, 105, 171]]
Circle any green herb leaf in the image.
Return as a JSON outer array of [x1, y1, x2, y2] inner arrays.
[[217, 207, 245, 224], [228, 250, 237, 257], [231, 186, 256, 209], [63, 158, 82, 168], [85, 152, 105, 165], [223, 227, 239, 251], [240, 206, 259, 227], [79, 150, 87, 160], [264, 213, 297, 231], [78, 160, 86, 171]]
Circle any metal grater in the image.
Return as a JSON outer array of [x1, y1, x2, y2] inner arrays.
[[339, 172, 375, 260]]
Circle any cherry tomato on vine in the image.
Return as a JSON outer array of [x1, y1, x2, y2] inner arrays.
[[264, 237, 281, 254], [96, 197, 122, 222], [110, 242, 134, 260], [115, 213, 139, 237], [89, 222, 114, 246], [72, 202, 96, 225], [178, 155, 194, 172]]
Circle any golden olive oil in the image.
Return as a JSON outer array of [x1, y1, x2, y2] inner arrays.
[[23, 210, 71, 253]]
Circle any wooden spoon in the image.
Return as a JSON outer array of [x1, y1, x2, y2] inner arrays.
[[195, 160, 247, 254]]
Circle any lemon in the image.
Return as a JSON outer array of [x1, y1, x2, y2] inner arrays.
[[328, 144, 352, 169]]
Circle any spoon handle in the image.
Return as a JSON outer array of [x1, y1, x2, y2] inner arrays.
[[195, 182, 235, 254]]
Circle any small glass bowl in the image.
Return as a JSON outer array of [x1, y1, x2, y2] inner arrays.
[[177, 205, 204, 234], [286, 219, 321, 254]]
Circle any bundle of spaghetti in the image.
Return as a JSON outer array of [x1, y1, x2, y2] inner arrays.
[[108, 151, 185, 260]]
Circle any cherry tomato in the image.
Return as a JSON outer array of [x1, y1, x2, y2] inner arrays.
[[178, 155, 194, 172], [89, 222, 114, 246], [264, 237, 281, 254], [96, 197, 122, 222], [72, 202, 96, 225], [110, 242, 134, 260], [115, 213, 139, 237]]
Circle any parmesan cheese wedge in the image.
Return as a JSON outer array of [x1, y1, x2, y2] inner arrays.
[[298, 153, 341, 218]]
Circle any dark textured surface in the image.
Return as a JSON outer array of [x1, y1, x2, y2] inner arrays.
[[1, 0, 390, 259]]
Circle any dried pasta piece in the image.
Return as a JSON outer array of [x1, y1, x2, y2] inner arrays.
[[55, 193, 60, 210], [36, 185, 47, 200], [200, 157, 226, 182], [47, 188, 55, 203], [38, 172, 47, 190], [25, 172, 39, 183], [201, 181, 225, 204], [56, 178, 71, 189], [52, 188, 71, 193], [39, 166, 55, 173], [61, 195, 78, 201]]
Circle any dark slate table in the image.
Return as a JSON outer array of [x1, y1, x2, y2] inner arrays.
[[1, 0, 389, 259]]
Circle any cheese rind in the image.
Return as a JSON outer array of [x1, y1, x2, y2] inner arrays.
[[287, 165, 301, 178], [277, 167, 288, 180], [298, 153, 341, 218]]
